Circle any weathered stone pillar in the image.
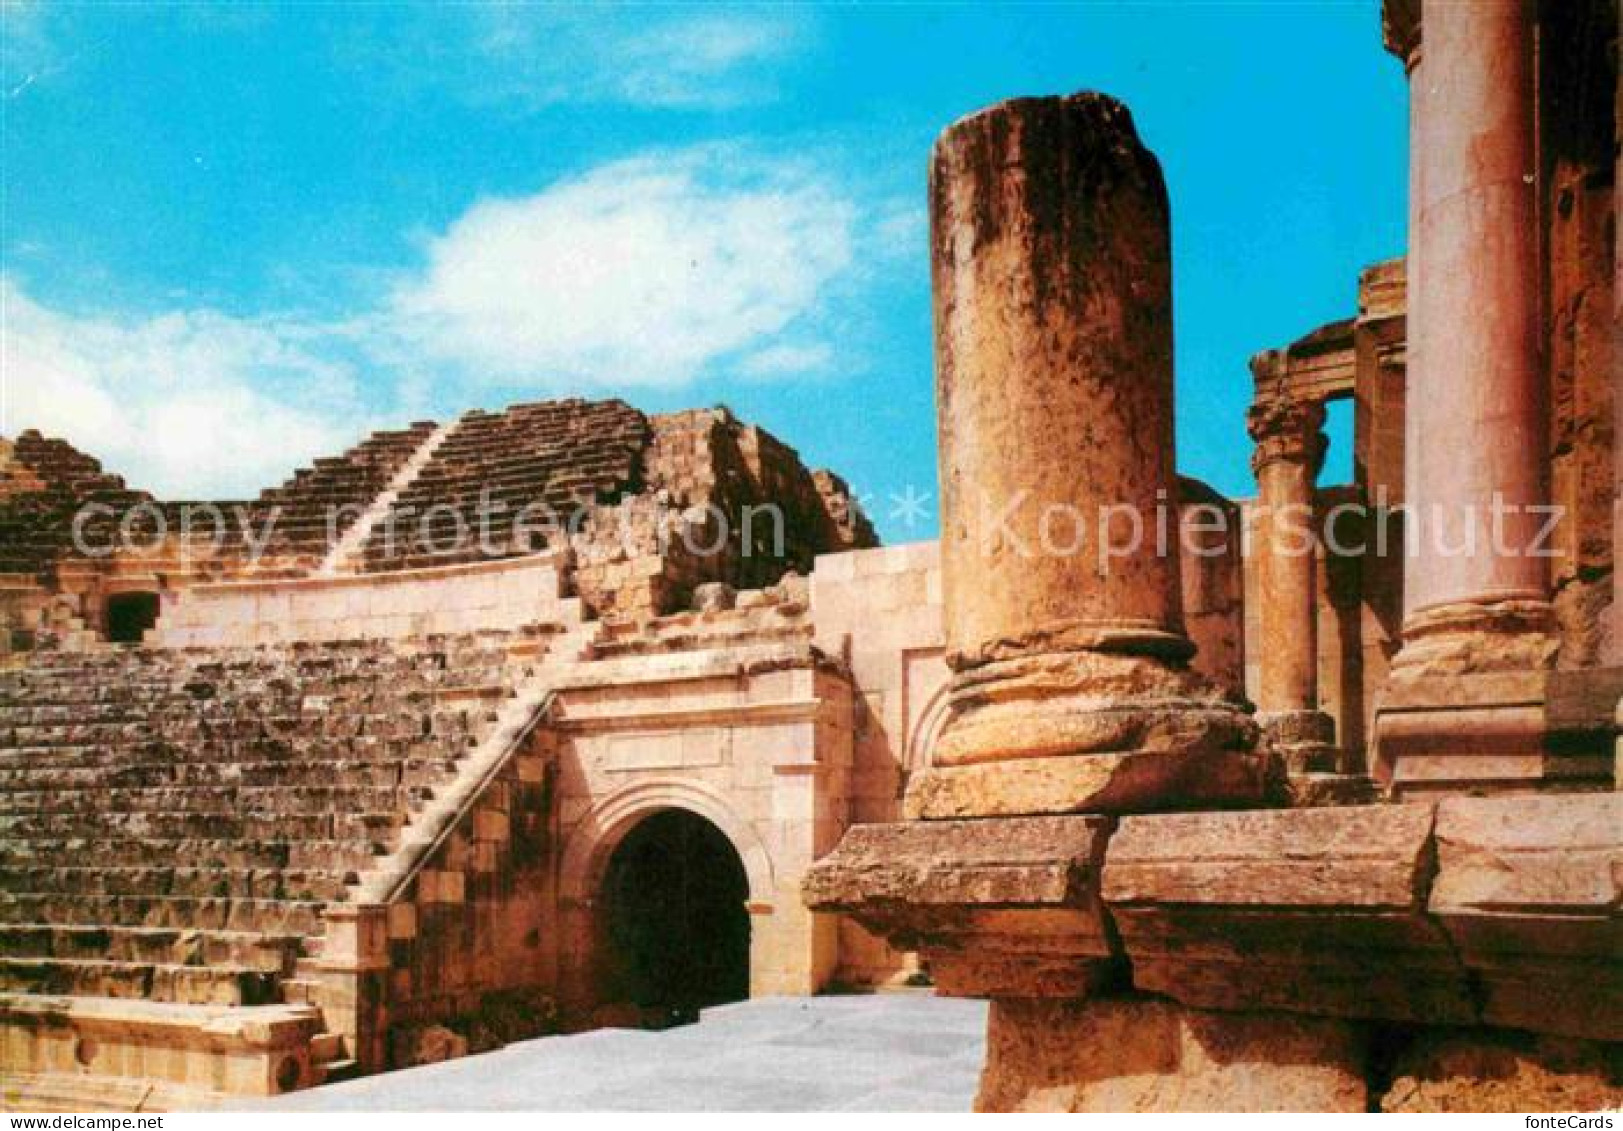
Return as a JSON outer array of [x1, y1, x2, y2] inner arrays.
[[905, 93, 1259, 819], [1245, 378, 1337, 772], [1374, 0, 1573, 794]]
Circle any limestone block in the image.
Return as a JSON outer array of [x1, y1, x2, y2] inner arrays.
[[1381, 1031, 1623, 1113], [803, 816, 1118, 997], [905, 744, 1264, 819], [1103, 803, 1475, 1022], [978, 997, 1368, 1112], [1429, 793, 1622, 1041]]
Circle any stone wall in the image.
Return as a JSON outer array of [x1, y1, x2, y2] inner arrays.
[[810, 542, 946, 986], [547, 624, 855, 1019], [570, 408, 877, 621], [1543, 0, 1618, 668], [152, 554, 575, 648]]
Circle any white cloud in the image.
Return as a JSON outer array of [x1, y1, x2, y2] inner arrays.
[[4, 143, 905, 497], [737, 342, 835, 379], [349, 6, 806, 113], [1, 279, 363, 498], [608, 14, 797, 110], [391, 148, 857, 387], [479, 7, 803, 111]]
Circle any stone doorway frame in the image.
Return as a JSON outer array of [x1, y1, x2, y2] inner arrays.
[[556, 779, 776, 1018]]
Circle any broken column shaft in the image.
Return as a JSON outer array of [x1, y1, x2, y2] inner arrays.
[[907, 93, 1259, 818]]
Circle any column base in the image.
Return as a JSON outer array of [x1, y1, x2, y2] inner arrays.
[[1256, 709, 1374, 806], [1390, 597, 1557, 677], [904, 746, 1265, 819], [921, 648, 1262, 816], [1259, 708, 1339, 773], [1374, 665, 1619, 796], [1371, 599, 1611, 796]]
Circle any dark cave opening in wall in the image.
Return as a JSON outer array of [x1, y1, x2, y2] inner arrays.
[[599, 808, 751, 1024], [105, 591, 160, 644]]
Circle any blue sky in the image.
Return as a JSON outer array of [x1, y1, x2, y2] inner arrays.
[[2, 1, 1407, 541]]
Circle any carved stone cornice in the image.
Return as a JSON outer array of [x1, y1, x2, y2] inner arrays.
[[803, 794, 1623, 1041]]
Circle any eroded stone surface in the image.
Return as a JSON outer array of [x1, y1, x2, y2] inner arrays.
[[919, 91, 1258, 812], [977, 997, 1368, 1113], [1429, 793, 1623, 1041], [1102, 803, 1475, 1022], [802, 817, 1118, 997], [1381, 1032, 1623, 1113]]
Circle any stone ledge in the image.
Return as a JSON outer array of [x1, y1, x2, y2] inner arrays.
[[0, 994, 326, 1103], [803, 816, 1119, 997], [1429, 793, 1622, 1041], [1102, 803, 1476, 1024], [804, 794, 1622, 1039]]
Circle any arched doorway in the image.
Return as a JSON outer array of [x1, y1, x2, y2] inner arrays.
[[598, 808, 750, 1025]]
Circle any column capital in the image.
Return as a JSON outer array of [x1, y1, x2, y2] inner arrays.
[[1246, 388, 1327, 475]]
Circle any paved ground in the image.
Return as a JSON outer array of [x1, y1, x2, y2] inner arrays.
[[264, 994, 987, 1111]]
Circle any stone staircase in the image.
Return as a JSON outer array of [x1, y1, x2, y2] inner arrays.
[[319, 420, 459, 575], [359, 399, 649, 573]]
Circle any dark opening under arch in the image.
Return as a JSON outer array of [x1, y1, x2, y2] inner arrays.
[[106, 592, 159, 645], [599, 808, 750, 1024]]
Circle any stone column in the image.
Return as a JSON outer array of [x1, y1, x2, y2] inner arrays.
[[1374, 0, 1569, 793], [904, 93, 1259, 819], [1245, 379, 1337, 773]]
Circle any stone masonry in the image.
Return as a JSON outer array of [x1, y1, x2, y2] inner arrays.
[[4, 0, 1621, 1113], [806, 1, 1622, 1109]]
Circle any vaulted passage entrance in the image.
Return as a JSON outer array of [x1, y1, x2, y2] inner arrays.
[[599, 808, 750, 1023]]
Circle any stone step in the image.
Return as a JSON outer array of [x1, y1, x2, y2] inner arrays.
[[0, 955, 280, 1005], [0, 1069, 219, 1114], [0, 733, 466, 768], [308, 1030, 347, 1063], [0, 865, 354, 901], [0, 836, 385, 871], [0, 809, 408, 842], [0, 784, 423, 815], [0, 923, 307, 973], [315, 1057, 361, 1085], [0, 756, 460, 791], [2, 696, 472, 731], [0, 893, 328, 934]]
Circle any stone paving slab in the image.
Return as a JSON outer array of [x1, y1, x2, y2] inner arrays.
[[259, 994, 987, 1112]]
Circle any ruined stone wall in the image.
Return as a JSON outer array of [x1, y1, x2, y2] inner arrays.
[[1543, 0, 1618, 668], [153, 554, 575, 648], [570, 408, 876, 621]]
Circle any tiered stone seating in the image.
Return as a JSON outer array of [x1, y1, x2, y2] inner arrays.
[[0, 632, 532, 1009], [0, 432, 152, 580], [361, 399, 648, 572], [247, 421, 440, 572]]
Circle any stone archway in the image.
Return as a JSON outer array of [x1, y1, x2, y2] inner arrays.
[[598, 808, 750, 1022], [556, 780, 777, 1024]]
